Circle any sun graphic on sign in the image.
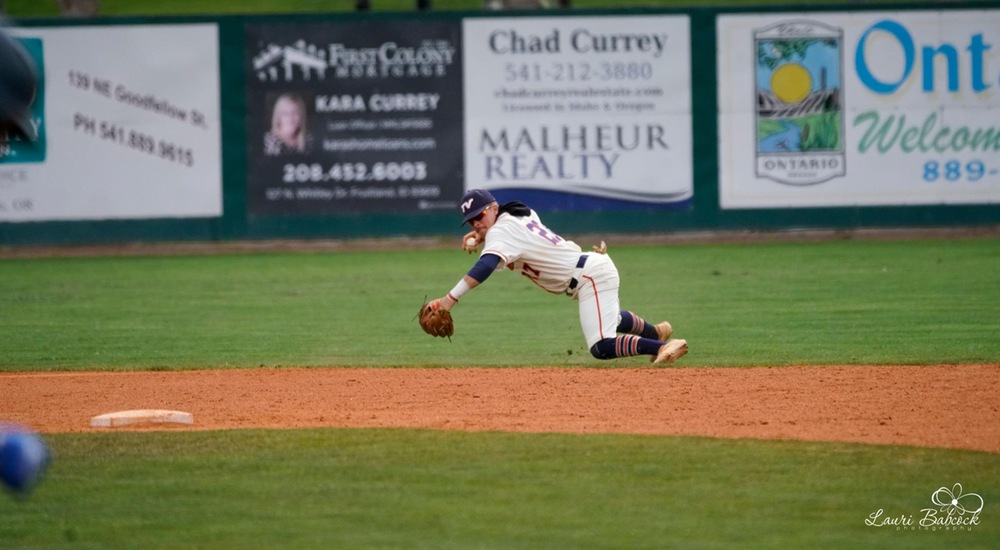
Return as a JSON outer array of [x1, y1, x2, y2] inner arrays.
[[770, 63, 812, 103]]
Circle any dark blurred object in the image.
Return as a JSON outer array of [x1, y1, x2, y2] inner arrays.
[[56, 0, 99, 17], [417, 0, 431, 10], [356, 0, 370, 11], [0, 20, 38, 142]]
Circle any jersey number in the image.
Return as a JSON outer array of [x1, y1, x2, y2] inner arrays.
[[521, 263, 541, 283], [525, 219, 562, 245]]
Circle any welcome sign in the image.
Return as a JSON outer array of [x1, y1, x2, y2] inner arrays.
[[718, 10, 1000, 209]]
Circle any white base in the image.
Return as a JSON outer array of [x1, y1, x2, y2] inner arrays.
[[90, 409, 194, 428]]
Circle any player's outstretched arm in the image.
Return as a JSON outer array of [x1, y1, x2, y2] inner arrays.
[[437, 275, 479, 311], [436, 253, 502, 311]]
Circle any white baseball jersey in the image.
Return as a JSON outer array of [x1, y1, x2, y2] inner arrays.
[[481, 208, 622, 347], [481, 210, 583, 294]]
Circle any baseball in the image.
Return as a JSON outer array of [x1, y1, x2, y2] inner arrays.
[[466, 237, 478, 248]]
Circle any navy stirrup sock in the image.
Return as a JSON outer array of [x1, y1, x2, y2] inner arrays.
[[617, 311, 660, 340], [590, 335, 663, 359]]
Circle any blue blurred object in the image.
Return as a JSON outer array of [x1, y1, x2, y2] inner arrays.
[[0, 425, 51, 495]]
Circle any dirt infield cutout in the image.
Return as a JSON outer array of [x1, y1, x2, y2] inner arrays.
[[3, 364, 997, 453]]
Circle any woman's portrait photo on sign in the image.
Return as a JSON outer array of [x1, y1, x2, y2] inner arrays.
[[263, 92, 312, 156]]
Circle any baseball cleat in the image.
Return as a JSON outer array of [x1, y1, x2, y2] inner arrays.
[[651, 339, 688, 365], [654, 321, 673, 341]]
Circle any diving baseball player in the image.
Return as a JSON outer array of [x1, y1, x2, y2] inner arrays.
[[424, 189, 688, 364]]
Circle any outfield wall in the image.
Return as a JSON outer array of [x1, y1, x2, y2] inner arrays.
[[1, 3, 998, 245]]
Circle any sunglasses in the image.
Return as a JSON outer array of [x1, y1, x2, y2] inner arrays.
[[470, 209, 489, 222]]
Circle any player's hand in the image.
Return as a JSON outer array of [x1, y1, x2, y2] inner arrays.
[[461, 230, 481, 254], [431, 296, 455, 312]]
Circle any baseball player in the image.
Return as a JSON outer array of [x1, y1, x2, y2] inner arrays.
[[427, 189, 688, 364]]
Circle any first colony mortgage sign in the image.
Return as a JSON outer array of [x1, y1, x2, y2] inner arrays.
[[245, 20, 464, 216], [463, 16, 693, 210]]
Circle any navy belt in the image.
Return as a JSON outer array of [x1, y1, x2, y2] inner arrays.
[[567, 255, 588, 290]]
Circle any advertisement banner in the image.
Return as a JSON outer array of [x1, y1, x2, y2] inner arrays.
[[718, 10, 1000, 209], [1, 25, 222, 222], [463, 16, 693, 210], [245, 20, 463, 216]]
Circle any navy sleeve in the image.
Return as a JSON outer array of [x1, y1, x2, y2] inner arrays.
[[466, 253, 502, 283]]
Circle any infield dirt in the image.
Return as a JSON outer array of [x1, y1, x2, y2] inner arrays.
[[3, 364, 997, 453]]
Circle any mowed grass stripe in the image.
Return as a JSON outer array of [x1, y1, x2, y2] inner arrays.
[[1, 429, 996, 549], [1, 238, 996, 370]]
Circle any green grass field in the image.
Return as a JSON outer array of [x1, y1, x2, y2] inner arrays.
[[1, 237, 998, 548], [2, 3, 997, 547], [2, 238, 997, 370], [2, 430, 997, 548]]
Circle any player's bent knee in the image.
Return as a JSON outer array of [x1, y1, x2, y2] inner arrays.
[[589, 339, 617, 360]]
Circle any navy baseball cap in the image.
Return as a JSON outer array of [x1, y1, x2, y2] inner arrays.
[[460, 188, 496, 224], [0, 23, 38, 141]]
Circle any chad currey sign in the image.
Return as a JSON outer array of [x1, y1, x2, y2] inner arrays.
[[463, 15, 693, 211], [717, 10, 1000, 209]]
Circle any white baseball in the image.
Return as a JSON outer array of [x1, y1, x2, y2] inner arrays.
[[466, 237, 478, 248]]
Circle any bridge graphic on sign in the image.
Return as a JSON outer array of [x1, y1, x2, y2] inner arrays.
[[753, 20, 846, 186]]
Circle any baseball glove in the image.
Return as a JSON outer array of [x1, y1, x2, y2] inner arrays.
[[418, 301, 454, 339]]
